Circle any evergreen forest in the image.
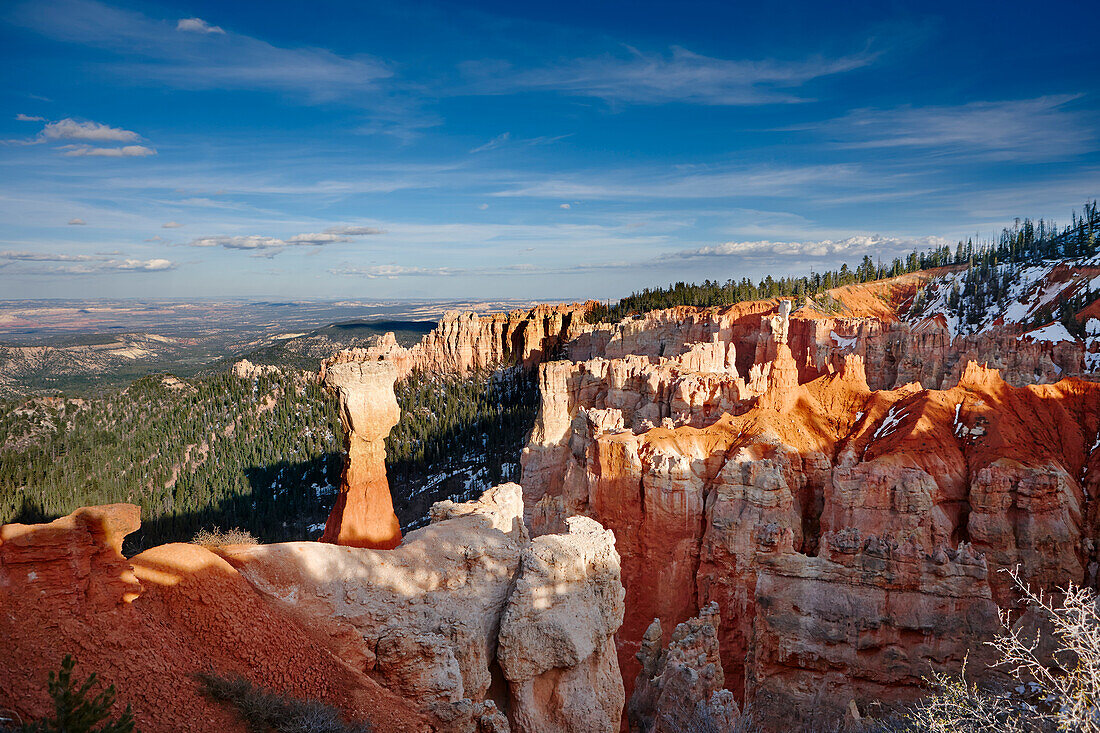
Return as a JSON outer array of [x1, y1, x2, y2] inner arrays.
[[0, 365, 537, 552], [587, 202, 1099, 323]]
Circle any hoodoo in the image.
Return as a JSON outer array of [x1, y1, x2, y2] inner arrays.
[[320, 359, 403, 549]]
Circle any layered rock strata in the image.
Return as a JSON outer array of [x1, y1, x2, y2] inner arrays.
[[522, 298, 1100, 728], [497, 516, 626, 733], [320, 303, 592, 381], [320, 359, 402, 549]]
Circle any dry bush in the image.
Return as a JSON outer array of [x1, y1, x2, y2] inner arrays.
[[190, 527, 258, 547], [197, 672, 370, 733], [877, 567, 1100, 733]]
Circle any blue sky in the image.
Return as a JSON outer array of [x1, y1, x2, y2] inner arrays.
[[1, 0, 1098, 301]]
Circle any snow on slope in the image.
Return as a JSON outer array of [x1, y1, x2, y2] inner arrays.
[[909, 259, 1099, 339]]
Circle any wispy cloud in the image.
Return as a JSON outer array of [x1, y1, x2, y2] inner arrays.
[[0, 249, 177, 272], [15, 113, 44, 122], [0, 249, 99, 261], [162, 221, 183, 228], [324, 224, 385, 236], [470, 132, 511, 153], [67, 218, 86, 225], [662, 234, 950, 261], [463, 45, 875, 106], [492, 163, 858, 199], [60, 144, 156, 157], [11, 0, 392, 103], [176, 17, 223, 34], [469, 132, 571, 154], [190, 225, 382, 253], [809, 95, 1096, 161]]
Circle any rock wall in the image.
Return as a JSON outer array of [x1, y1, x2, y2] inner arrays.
[[498, 516, 626, 733], [321, 302, 592, 381]]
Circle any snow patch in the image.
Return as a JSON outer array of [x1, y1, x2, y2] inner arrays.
[[1019, 322, 1075, 344], [831, 331, 857, 350], [872, 405, 908, 442]]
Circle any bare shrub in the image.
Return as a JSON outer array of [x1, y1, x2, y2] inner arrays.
[[197, 671, 370, 733], [878, 567, 1100, 733], [190, 527, 258, 547]]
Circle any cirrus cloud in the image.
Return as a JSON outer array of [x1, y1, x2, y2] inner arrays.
[[60, 144, 156, 157], [463, 45, 876, 106]]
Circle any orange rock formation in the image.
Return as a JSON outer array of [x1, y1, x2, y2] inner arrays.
[[521, 292, 1100, 728], [320, 359, 402, 549], [0, 505, 429, 733]]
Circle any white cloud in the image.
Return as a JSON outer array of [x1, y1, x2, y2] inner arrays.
[[190, 226, 382, 252], [559, 203, 571, 209], [286, 232, 350, 246], [176, 17, 224, 34], [190, 225, 384, 253], [7, 116, 156, 157], [191, 235, 286, 250], [68, 218, 86, 225], [162, 221, 183, 228], [60, 144, 156, 157], [113, 258, 175, 271], [465, 45, 875, 106], [663, 234, 950, 261], [42, 118, 141, 142], [16, 113, 44, 121], [811, 95, 1095, 161], [478, 203, 490, 210], [336, 264, 460, 278], [0, 250, 175, 272]]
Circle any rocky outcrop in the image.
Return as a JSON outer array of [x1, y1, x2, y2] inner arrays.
[[220, 483, 626, 732], [628, 602, 739, 733], [0, 505, 429, 733], [320, 359, 402, 549], [1, 486, 627, 733], [221, 483, 528, 730], [498, 516, 625, 733]]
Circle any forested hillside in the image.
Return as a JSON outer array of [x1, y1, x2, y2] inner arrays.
[[0, 363, 537, 552], [589, 203, 1099, 322]]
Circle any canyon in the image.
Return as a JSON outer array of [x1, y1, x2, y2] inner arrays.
[[4, 265, 1100, 731]]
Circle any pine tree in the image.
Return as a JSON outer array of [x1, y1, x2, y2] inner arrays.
[[18, 655, 137, 733]]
